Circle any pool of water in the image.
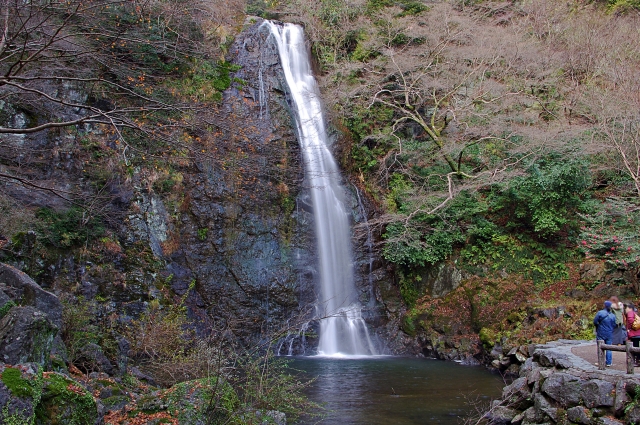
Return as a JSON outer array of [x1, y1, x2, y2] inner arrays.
[[288, 356, 504, 425]]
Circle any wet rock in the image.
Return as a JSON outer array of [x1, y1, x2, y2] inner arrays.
[[511, 411, 525, 425], [85, 377, 130, 413], [137, 391, 167, 412], [580, 262, 605, 283], [522, 406, 536, 422]]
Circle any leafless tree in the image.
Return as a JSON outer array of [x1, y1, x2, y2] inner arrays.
[[0, 0, 246, 225]]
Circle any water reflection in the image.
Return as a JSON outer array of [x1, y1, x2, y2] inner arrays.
[[290, 357, 503, 425]]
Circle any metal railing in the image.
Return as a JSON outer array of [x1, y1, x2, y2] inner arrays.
[[596, 340, 640, 373]]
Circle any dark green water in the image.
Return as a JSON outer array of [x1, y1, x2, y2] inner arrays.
[[289, 357, 504, 425]]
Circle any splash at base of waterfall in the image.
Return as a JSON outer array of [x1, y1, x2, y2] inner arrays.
[[316, 305, 377, 357]]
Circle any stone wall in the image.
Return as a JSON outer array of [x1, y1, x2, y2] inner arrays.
[[487, 340, 640, 425]]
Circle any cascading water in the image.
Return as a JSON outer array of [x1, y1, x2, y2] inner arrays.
[[266, 22, 376, 356]]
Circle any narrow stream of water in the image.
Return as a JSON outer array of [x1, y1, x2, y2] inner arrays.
[[290, 357, 504, 425]]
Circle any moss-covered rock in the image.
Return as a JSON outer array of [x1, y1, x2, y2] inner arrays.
[[35, 372, 98, 425], [0, 364, 43, 425]]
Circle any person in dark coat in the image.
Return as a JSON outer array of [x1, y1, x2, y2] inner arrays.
[[593, 300, 616, 366]]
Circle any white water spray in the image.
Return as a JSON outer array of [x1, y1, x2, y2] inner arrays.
[[266, 22, 376, 356]]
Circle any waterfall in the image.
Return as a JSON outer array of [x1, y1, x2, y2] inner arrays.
[[266, 22, 376, 356]]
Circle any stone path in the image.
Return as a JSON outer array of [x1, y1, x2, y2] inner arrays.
[[571, 342, 639, 373]]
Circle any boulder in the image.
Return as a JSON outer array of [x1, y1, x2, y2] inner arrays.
[[485, 405, 518, 424], [76, 342, 114, 375], [0, 263, 66, 362], [626, 405, 640, 425], [511, 411, 524, 425], [534, 393, 557, 422], [0, 263, 62, 329], [596, 417, 623, 425], [541, 372, 583, 407], [0, 306, 58, 367], [567, 406, 591, 424], [581, 379, 615, 408], [522, 406, 536, 422], [613, 379, 628, 415], [502, 377, 533, 410], [259, 410, 286, 425]]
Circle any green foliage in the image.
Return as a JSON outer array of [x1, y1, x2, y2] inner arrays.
[[0, 366, 43, 425], [164, 377, 238, 424], [344, 104, 394, 173], [401, 312, 417, 336], [345, 104, 394, 141], [367, 0, 429, 15], [246, 0, 280, 18], [383, 191, 483, 266], [1, 405, 31, 425], [606, 0, 640, 12], [489, 154, 591, 238], [197, 228, 209, 241], [479, 327, 497, 350], [0, 300, 16, 319], [383, 221, 464, 266], [398, 271, 421, 306], [61, 297, 114, 371], [36, 208, 104, 248], [172, 60, 242, 102], [387, 32, 425, 47], [350, 32, 380, 62], [461, 232, 574, 285], [319, 0, 360, 26], [625, 385, 640, 414], [396, 1, 430, 16], [153, 170, 182, 193], [296, 0, 365, 68]]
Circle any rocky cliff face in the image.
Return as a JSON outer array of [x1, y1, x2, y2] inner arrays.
[[0, 18, 400, 353]]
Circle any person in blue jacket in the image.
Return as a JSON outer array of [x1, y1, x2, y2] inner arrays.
[[594, 300, 617, 366]]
